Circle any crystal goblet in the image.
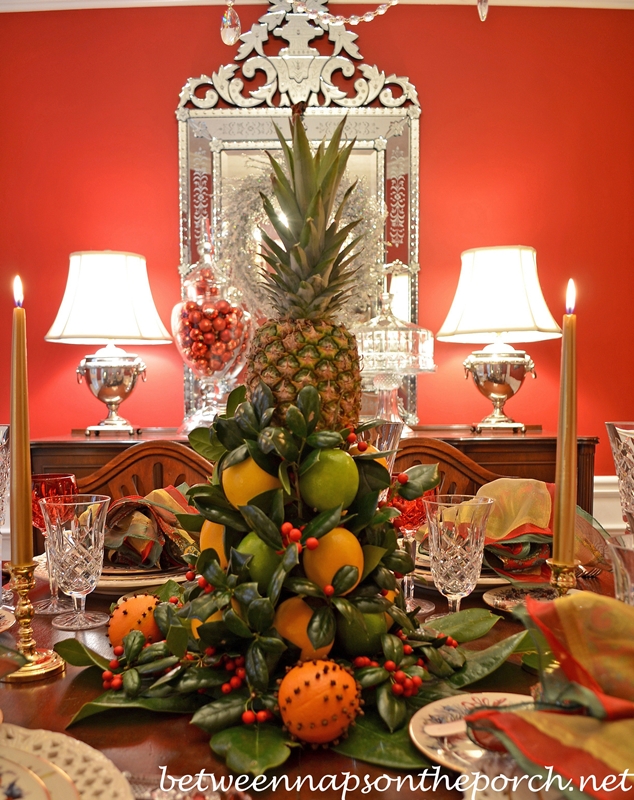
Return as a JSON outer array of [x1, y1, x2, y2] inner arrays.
[[39, 494, 110, 631], [423, 494, 495, 617], [31, 473, 77, 615]]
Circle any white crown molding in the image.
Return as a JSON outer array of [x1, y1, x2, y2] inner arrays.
[[3, 0, 634, 11]]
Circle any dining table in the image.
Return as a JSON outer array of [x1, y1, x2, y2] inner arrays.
[[0, 569, 615, 800]]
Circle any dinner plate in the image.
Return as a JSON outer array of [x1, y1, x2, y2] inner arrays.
[[414, 567, 508, 594], [0, 752, 50, 799], [409, 691, 532, 773], [482, 585, 581, 613], [0, 744, 80, 799], [0, 609, 15, 633], [34, 554, 187, 597], [0, 724, 133, 800]]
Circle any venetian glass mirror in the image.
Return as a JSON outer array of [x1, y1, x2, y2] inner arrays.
[[177, 0, 421, 421]]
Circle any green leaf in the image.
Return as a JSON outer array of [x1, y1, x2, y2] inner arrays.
[[223, 608, 254, 639], [333, 710, 432, 769], [243, 439, 280, 478], [215, 418, 246, 452], [376, 681, 408, 732], [211, 724, 296, 776], [356, 459, 392, 494], [191, 692, 248, 734], [381, 633, 404, 665], [225, 385, 247, 418], [190, 496, 249, 532], [153, 579, 186, 604], [123, 630, 145, 664], [361, 545, 387, 581], [382, 549, 414, 574], [257, 635, 287, 655], [188, 427, 225, 462], [424, 608, 502, 643], [0, 645, 27, 679], [136, 641, 170, 664], [238, 504, 284, 550], [247, 598, 275, 633], [354, 666, 389, 689], [305, 432, 343, 449], [245, 641, 269, 692], [234, 402, 260, 439], [284, 405, 307, 438], [53, 638, 110, 671], [258, 427, 299, 463], [250, 381, 275, 424], [307, 605, 336, 650], [233, 582, 261, 606], [331, 596, 365, 628], [278, 461, 291, 495], [397, 463, 440, 500], [283, 577, 325, 598], [297, 385, 320, 435], [175, 666, 228, 693], [331, 565, 359, 596], [298, 448, 320, 476], [164, 622, 188, 658], [347, 491, 381, 535], [301, 505, 342, 541], [122, 668, 142, 698], [69, 691, 202, 725], [174, 512, 205, 533], [448, 630, 528, 688]]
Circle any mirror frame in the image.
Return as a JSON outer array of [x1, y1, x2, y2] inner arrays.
[[177, 0, 421, 419]]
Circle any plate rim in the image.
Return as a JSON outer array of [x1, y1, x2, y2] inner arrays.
[[409, 691, 533, 773], [0, 743, 80, 800], [0, 750, 51, 800]]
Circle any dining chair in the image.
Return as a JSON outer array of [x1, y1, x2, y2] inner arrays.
[[76, 441, 213, 500], [393, 436, 506, 495]]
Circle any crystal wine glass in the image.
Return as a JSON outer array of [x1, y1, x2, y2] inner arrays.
[[39, 494, 110, 630], [389, 495, 436, 617], [423, 494, 494, 617], [31, 473, 77, 615]]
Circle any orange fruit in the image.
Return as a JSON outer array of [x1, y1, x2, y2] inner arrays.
[[191, 609, 223, 640], [108, 594, 163, 648], [299, 449, 359, 512], [383, 589, 397, 629], [278, 659, 361, 744], [199, 520, 228, 569], [221, 456, 282, 509], [349, 442, 388, 470], [273, 596, 333, 661], [302, 527, 364, 595]]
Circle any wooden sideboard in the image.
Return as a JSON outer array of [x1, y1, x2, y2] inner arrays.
[[30, 426, 599, 514]]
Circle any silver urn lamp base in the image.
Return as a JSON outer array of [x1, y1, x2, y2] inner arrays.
[[464, 345, 535, 433], [77, 344, 147, 435]]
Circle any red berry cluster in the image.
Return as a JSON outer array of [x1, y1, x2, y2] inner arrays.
[[279, 522, 318, 554], [102, 644, 125, 690], [218, 655, 246, 694], [174, 272, 248, 379], [390, 670, 423, 697], [242, 708, 274, 725], [352, 656, 380, 669]]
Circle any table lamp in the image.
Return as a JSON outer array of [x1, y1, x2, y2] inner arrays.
[[45, 251, 172, 434], [436, 246, 561, 432]]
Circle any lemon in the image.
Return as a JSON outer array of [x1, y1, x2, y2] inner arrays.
[[299, 449, 359, 512], [199, 520, 228, 570], [302, 526, 364, 595], [221, 456, 282, 509]]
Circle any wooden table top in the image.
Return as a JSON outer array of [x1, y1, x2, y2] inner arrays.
[[0, 573, 613, 800]]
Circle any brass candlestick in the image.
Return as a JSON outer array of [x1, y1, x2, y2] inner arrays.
[[2, 562, 66, 682], [547, 559, 579, 597]]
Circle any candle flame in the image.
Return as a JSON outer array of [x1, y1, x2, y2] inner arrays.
[[13, 276, 23, 308], [565, 279, 576, 314]]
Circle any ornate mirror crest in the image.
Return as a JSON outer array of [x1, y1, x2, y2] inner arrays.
[[177, 0, 421, 420]]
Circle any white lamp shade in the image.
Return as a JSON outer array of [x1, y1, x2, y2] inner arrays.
[[45, 251, 172, 345], [436, 246, 562, 345]]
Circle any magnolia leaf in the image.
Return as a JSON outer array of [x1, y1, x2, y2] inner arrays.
[[333, 710, 431, 769], [211, 724, 297, 776]]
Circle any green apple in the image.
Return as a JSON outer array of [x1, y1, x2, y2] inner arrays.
[[236, 531, 282, 594], [299, 449, 359, 511]]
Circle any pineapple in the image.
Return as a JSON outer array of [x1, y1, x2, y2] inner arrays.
[[244, 111, 363, 430]]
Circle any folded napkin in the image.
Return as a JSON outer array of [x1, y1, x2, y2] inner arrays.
[[476, 479, 611, 583], [104, 486, 200, 569], [466, 593, 634, 799]]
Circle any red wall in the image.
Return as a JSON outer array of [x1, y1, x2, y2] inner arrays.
[[1, 4, 632, 475]]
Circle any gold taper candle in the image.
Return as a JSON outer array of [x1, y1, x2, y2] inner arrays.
[[552, 279, 577, 565], [10, 276, 33, 567]]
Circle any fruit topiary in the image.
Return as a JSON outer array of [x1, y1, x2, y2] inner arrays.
[[277, 659, 361, 744]]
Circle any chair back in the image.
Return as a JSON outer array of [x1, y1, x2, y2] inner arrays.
[[393, 437, 505, 495], [77, 441, 213, 499]]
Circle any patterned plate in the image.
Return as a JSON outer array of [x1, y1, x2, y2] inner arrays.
[[0, 724, 133, 799], [482, 585, 581, 613], [0, 752, 49, 800], [409, 692, 532, 773], [0, 745, 80, 799], [0, 609, 15, 633]]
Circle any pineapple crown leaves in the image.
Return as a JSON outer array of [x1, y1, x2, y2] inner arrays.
[[258, 114, 363, 319]]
